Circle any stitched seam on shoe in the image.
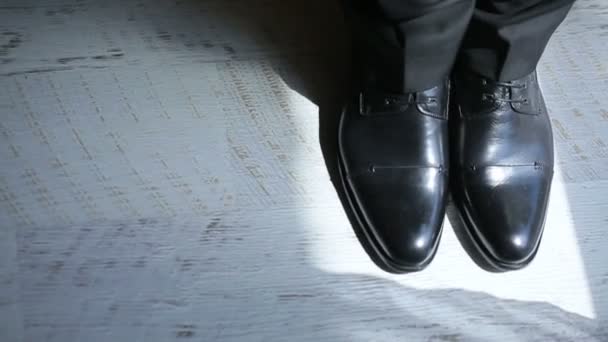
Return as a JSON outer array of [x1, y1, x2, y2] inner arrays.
[[348, 165, 447, 179], [461, 164, 554, 172], [370, 165, 445, 170]]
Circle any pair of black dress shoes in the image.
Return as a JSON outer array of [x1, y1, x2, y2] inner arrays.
[[338, 70, 554, 273]]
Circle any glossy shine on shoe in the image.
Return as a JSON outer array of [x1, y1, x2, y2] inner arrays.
[[338, 82, 450, 273], [451, 70, 554, 271]]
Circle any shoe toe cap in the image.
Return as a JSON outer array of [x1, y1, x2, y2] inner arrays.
[[462, 166, 552, 268], [349, 167, 448, 270]]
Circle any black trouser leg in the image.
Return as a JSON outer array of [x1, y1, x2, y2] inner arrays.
[[347, 0, 475, 93], [458, 0, 575, 81]]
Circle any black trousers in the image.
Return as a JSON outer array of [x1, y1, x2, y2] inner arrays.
[[348, 0, 575, 93]]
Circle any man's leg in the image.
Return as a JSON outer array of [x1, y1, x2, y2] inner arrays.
[[338, 0, 474, 273], [451, 0, 576, 271], [459, 0, 575, 81], [347, 0, 475, 92]]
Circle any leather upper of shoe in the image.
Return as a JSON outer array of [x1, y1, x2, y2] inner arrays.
[[452, 71, 554, 268], [339, 82, 450, 270]]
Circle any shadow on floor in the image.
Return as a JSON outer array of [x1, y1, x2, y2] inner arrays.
[[4, 0, 606, 340], [162, 0, 606, 335]]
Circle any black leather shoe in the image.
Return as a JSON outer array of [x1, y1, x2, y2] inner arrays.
[[338, 82, 450, 273], [451, 70, 554, 271]]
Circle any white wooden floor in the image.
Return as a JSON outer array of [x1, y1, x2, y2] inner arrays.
[[1, 0, 607, 341]]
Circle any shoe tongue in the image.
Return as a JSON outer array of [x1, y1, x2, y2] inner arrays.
[[485, 83, 510, 100]]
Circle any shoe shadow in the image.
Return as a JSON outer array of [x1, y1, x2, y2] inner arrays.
[[211, 0, 397, 271], [277, 13, 406, 273]]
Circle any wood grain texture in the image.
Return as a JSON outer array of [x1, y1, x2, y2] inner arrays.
[[0, 0, 607, 341]]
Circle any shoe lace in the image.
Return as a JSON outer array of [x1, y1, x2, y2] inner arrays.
[[482, 80, 528, 104], [382, 93, 438, 106], [360, 90, 438, 116]]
